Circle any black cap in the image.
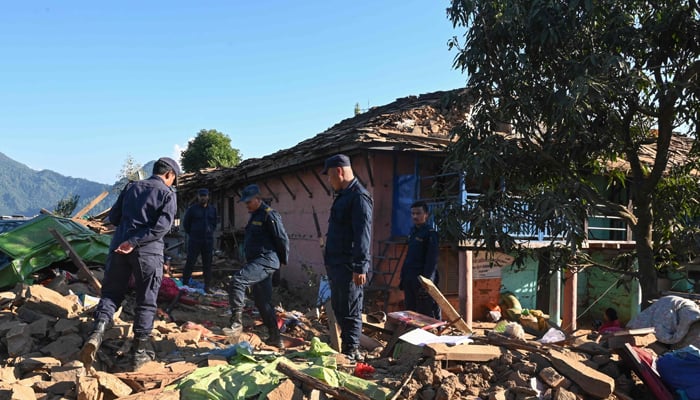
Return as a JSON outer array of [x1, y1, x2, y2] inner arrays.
[[157, 157, 182, 175], [239, 184, 260, 202], [197, 188, 209, 195], [321, 154, 351, 175]]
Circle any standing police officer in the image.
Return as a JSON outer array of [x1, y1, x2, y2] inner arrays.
[[226, 184, 289, 349], [182, 187, 218, 292], [80, 157, 180, 370], [399, 200, 441, 319], [322, 154, 373, 362]]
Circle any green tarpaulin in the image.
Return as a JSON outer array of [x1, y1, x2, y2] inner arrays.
[[0, 214, 111, 288], [174, 338, 393, 400]]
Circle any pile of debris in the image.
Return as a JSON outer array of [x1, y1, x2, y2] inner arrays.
[[1, 269, 691, 400], [1, 214, 699, 399]]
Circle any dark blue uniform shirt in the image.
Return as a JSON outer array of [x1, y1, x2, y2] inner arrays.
[[401, 223, 439, 279], [183, 203, 217, 243], [109, 176, 177, 255], [324, 178, 373, 274], [244, 202, 289, 268]]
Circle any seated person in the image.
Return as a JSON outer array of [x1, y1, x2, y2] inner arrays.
[[598, 307, 623, 334]]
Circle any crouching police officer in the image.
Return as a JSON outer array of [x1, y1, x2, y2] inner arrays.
[[80, 157, 179, 370], [225, 184, 289, 349]]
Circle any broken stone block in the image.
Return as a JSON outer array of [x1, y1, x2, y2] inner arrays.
[[9, 383, 35, 399], [265, 378, 299, 400], [0, 365, 19, 384], [77, 376, 100, 400], [539, 366, 564, 388], [22, 285, 80, 319], [53, 318, 82, 335], [166, 330, 202, 347], [33, 380, 76, 396], [27, 317, 49, 337], [40, 333, 83, 361], [552, 386, 579, 400], [0, 320, 17, 336], [50, 365, 84, 383], [6, 323, 34, 356], [0, 291, 16, 309], [17, 356, 61, 374], [95, 371, 132, 398], [16, 374, 47, 388], [17, 306, 55, 324], [103, 323, 132, 340]]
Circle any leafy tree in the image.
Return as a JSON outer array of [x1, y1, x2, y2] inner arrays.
[[180, 129, 242, 172], [354, 102, 362, 116], [444, 0, 699, 306], [113, 154, 144, 193], [54, 194, 80, 217]]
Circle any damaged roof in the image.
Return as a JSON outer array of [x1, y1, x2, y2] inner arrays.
[[177, 89, 473, 194]]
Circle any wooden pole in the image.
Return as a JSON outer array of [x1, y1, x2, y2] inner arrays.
[[562, 269, 578, 333], [458, 250, 473, 330], [276, 361, 372, 400], [72, 191, 109, 219], [48, 228, 102, 295]]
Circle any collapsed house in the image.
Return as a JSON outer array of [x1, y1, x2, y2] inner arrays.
[[176, 89, 700, 332], [1, 89, 699, 399]]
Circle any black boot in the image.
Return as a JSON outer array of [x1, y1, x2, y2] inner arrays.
[[223, 311, 243, 342], [132, 336, 155, 370], [265, 321, 284, 349], [79, 320, 108, 367]]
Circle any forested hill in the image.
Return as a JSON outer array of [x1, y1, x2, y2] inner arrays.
[[0, 151, 117, 217]]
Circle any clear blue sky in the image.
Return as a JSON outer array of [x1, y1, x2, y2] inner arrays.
[[0, 1, 466, 184]]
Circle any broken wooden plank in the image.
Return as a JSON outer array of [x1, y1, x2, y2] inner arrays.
[[418, 275, 472, 334], [424, 342, 503, 362], [324, 299, 341, 352], [48, 228, 102, 295], [72, 191, 109, 219], [548, 349, 615, 399], [276, 361, 372, 400], [607, 332, 657, 350]]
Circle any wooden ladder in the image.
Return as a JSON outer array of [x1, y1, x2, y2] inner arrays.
[[364, 239, 406, 313]]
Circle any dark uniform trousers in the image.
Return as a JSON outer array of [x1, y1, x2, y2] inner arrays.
[[227, 201, 287, 334], [91, 175, 175, 340], [182, 203, 217, 286], [183, 239, 213, 285], [228, 260, 278, 335], [401, 224, 441, 320], [327, 264, 364, 353], [94, 251, 163, 338], [324, 178, 373, 354]]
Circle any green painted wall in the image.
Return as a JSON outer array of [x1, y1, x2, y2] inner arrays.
[[500, 259, 538, 310]]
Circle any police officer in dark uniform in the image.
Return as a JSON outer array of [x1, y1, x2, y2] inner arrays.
[[182, 187, 218, 291], [226, 184, 289, 349], [399, 200, 441, 319], [80, 157, 180, 370], [322, 154, 373, 362]]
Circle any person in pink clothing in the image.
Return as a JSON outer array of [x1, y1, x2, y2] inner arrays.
[[599, 307, 623, 334]]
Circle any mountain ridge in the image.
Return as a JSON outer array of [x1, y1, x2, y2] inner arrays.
[[0, 151, 120, 216]]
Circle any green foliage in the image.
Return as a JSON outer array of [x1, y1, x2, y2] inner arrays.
[[53, 194, 80, 217], [113, 154, 145, 193], [445, 0, 700, 303], [354, 102, 362, 116], [180, 129, 242, 172]]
